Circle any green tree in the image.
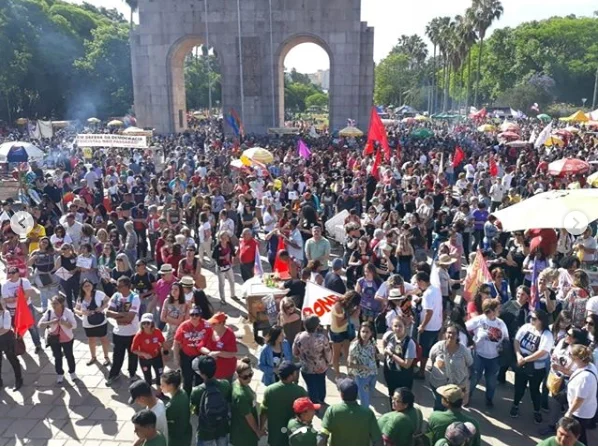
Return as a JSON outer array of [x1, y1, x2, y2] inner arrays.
[[305, 92, 328, 109], [184, 54, 222, 110], [426, 18, 444, 113]]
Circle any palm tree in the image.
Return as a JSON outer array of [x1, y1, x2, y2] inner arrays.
[[394, 34, 428, 69], [123, 0, 138, 29], [452, 12, 478, 112], [471, 0, 503, 107], [437, 18, 454, 111], [426, 18, 444, 113], [462, 8, 478, 111]]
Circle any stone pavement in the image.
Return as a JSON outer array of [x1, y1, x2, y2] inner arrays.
[[0, 259, 592, 446]]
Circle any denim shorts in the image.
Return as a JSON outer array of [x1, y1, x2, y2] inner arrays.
[[329, 329, 353, 343]]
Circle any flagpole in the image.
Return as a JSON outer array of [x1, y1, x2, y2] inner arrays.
[[236, 0, 246, 125]]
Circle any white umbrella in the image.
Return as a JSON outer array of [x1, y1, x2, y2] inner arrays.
[[493, 189, 598, 232], [0, 141, 45, 163]]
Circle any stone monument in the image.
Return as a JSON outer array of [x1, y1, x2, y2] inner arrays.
[[131, 0, 374, 135]]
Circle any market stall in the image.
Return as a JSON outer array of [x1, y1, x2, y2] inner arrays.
[[242, 274, 289, 339]]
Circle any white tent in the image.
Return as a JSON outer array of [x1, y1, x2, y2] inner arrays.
[[589, 109, 598, 121], [0, 141, 45, 163]]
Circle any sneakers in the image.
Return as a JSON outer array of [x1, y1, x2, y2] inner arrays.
[[534, 412, 543, 424], [69, 373, 79, 382], [56, 375, 64, 384], [105, 374, 120, 386], [510, 405, 519, 418], [35, 346, 43, 354]]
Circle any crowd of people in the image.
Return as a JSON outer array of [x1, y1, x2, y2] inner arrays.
[[0, 114, 597, 446]]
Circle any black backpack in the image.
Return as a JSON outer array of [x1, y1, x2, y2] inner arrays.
[[198, 381, 229, 429]]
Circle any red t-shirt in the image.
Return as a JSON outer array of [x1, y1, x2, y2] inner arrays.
[[174, 319, 212, 357], [131, 329, 165, 358], [201, 328, 238, 379], [239, 238, 258, 264]]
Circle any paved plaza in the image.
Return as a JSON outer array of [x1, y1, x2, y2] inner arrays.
[[0, 259, 591, 446]]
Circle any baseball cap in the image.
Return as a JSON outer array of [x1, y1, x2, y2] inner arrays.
[[189, 306, 202, 316], [445, 421, 477, 446], [437, 384, 464, 404], [337, 378, 358, 401], [128, 380, 152, 404], [293, 397, 321, 414], [140, 313, 154, 324], [278, 361, 300, 380]]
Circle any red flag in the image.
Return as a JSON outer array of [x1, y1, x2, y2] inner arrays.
[[363, 107, 390, 160], [452, 146, 465, 168], [14, 282, 34, 337], [489, 155, 498, 177], [273, 236, 288, 275], [462, 250, 492, 302], [371, 148, 382, 180]]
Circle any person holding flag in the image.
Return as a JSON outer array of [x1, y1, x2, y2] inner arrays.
[[1, 266, 42, 353], [0, 296, 23, 390]]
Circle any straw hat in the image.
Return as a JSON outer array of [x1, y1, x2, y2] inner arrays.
[[436, 254, 457, 266]]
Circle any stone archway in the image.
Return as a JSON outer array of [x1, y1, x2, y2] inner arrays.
[[277, 34, 333, 127], [131, 0, 374, 134]]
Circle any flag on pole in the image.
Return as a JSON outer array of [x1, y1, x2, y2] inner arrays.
[[14, 282, 34, 337], [489, 155, 498, 177], [371, 147, 382, 180], [534, 122, 553, 149], [438, 152, 445, 174], [462, 250, 492, 302], [530, 258, 541, 310], [452, 146, 465, 168], [363, 107, 390, 160], [226, 108, 244, 137], [297, 139, 312, 159], [254, 244, 264, 277]]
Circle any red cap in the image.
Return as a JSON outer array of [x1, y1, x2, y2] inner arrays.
[[293, 397, 321, 414]]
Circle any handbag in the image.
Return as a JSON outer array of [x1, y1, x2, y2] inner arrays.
[[546, 372, 564, 396], [14, 335, 26, 356], [86, 293, 106, 326], [44, 310, 60, 348]]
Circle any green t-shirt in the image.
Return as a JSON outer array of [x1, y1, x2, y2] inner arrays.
[[537, 436, 584, 446], [230, 382, 259, 446], [435, 439, 449, 446], [288, 418, 318, 446], [428, 409, 481, 446], [143, 433, 168, 446], [165, 389, 192, 446], [189, 379, 232, 441], [377, 407, 422, 446], [261, 381, 308, 446], [320, 401, 383, 446]]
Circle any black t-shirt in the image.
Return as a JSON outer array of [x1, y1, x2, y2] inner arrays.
[[284, 279, 306, 308], [131, 272, 156, 296], [121, 201, 135, 212], [324, 272, 347, 295], [131, 185, 147, 204], [43, 184, 62, 204]]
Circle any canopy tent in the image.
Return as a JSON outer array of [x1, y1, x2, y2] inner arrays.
[[559, 110, 589, 123], [242, 147, 274, 164], [548, 158, 590, 176], [0, 142, 45, 163], [87, 117, 101, 124], [107, 120, 123, 127], [122, 126, 153, 137], [537, 114, 551, 122], [339, 126, 363, 137], [394, 105, 418, 116], [544, 136, 565, 147], [411, 128, 434, 139], [493, 189, 598, 232]]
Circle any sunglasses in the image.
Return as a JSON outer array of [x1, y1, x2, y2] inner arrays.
[[190, 314, 201, 318], [239, 373, 254, 380], [141, 322, 151, 326], [530, 316, 538, 321], [586, 321, 595, 327]]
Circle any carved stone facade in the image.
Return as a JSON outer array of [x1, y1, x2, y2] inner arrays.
[[131, 0, 375, 134]]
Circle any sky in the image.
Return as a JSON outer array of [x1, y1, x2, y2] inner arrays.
[[68, 0, 596, 73]]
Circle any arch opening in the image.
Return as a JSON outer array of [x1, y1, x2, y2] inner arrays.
[[168, 36, 222, 133], [278, 37, 332, 130]]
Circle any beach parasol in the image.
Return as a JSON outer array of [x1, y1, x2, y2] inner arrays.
[[498, 131, 520, 140], [411, 128, 434, 139], [87, 117, 101, 124], [477, 124, 496, 132], [492, 189, 598, 232], [242, 147, 274, 164], [544, 136, 565, 147], [0, 142, 45, 163], [401, 117, 417, 125], [555, 130, 573, 138], [548, 158, 590, 176], [122, 126, 153, 136], [565, 126, 580, 134], [500, 122, 520, 132], [339, 126, 363, 137], [414, 115, 429, 121], [16, 118, 28, 125], [107, 120, 123, 127], [537, 114, 551, 122]]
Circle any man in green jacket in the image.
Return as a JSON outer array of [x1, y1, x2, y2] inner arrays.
[[428, 384, 481, 446]]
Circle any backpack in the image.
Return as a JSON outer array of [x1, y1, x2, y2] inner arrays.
[[198, 381, 229, 430]]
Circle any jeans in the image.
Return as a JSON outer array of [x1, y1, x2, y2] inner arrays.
[[513, 367, 546, 412], [26, 304, 42, 348], [217, 268, 235, 302], [108, 334, 138, 379], [60, 275, 80, 310], [302, 371, 327, 404], [0, 331, 22, 381], [473, 229, 484, 251], [124, 249, 138, 267], [140, 356, 164, 386], [470, 354, 500, 402], [181, 351, 202, 396], [355, 374, 377, 409], [240, 262, 254, 282], [39, 285, 59, 312], [574, 416, 593, 446], [197, 435, 228, 446], [136, 229, 148, 259], [50, 339, 76, 375]]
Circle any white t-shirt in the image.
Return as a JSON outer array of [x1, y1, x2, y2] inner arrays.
[[466, 315, 509, 359], [586, 296, 598, 316], [567, 364, 598, 419], [286, 228, 304, 263], [575, 236, 597, 262], [515, 323, 553, 369], [150, 400, 169, 440], [107, 292, 140, 336], [78, 291, 108, 328], [2, 278, 33, 307], [464, 164, 475, 179], [198, 222, 211, 244], [421, 285, 443, 332]]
